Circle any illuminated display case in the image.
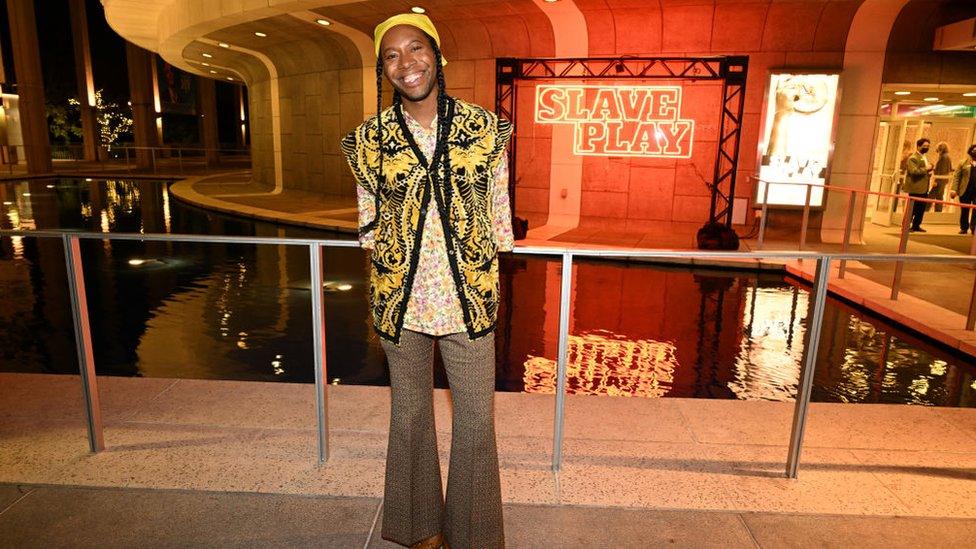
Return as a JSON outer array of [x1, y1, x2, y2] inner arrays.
[[755, 72, 842, 208]]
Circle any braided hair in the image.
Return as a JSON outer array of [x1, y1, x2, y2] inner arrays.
[[374, 34, 452, 202]]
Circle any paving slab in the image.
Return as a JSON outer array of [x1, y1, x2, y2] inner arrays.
[[0, 373, 178, 424], [0, 419, 91, 484], [673, 399, 976, 451], [741, 512, 976, 549], [125, 379, 319, 430], [0, 485, 379, 548], [0, 485, 30, 513], [50, 423, 316, 494], [849, 449, 976, 517], [503, 504, 757, 549], [556, 440, 908, 515]]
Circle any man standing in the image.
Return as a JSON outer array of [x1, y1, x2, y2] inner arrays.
[[340, 13, 512, 549], [950, 144, 976, 234], [904, 138, 934, 232]]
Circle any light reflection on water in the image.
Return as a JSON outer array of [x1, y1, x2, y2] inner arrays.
[[0, 178, 974, 406], [730, 285, 806, 401], [523, 330, 678, 398]]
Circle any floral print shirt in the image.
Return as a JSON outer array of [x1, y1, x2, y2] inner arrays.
[[357, 109, 514, 336]]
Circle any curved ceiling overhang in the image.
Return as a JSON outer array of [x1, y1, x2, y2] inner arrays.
[[102, 0, 558, 87], [101, 0, 892, 93]]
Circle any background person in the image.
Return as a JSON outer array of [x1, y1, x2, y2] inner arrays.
[[930, 141, 952, 211], [951, 144, 976, 234], [905, 138, 934, 232]]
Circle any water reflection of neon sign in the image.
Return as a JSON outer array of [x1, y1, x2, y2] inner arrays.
[[534, 84, 694, 158], [522, 330, 678, 398]]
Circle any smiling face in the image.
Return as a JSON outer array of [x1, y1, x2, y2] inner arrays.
[[379, 25, 438, 104]]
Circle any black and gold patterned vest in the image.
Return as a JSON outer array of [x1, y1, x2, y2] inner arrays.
[[340, 98, 512, 344]]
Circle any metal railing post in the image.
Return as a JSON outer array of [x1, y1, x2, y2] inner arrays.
[[799, 184, 812, 251], [177, 148, 183, 175], [890, 196, 912, 300], [151, 148, 157, 173], [838, 192, 857, 279], [966, 263, 976, 331], [970, 219, 976, 257], [757, 181, 771, 249], [62, 235, 105, 453], [552, 252, 574, 473], [785, 256, 831, 478], [125, 147, 131, 173], [309, 243, 330, 463]]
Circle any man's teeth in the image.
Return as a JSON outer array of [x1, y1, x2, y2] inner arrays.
[[404, 73, 422, 85]]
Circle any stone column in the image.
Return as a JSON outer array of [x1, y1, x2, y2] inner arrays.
[[823, 0, 911, 243], [125, 42, 159, 169], [196, 76, 219, 165], [6, 0, 51, 174], [68, 0, 98, 161]]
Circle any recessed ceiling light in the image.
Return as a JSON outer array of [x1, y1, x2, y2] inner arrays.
[[893, 91, 911, 96], [218, 42, 230, 48], [254, 32, 267, 37], [209, 70, 217, 74], [202, 53, 213, 58], [226, 77, 234, 81], [544, 0, 559, 3], [316, 19, 331, 26], [924, 97, 940, 102], [964, 92, 976, 97], [411, 6, 425, 13], [201, 62, 210, 66]]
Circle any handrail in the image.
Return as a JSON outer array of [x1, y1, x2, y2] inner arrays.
[[2, 228, 973, 262], [751, 177, 976, 304], [753, 176, 976, 210], [2, 227, 975, 482]]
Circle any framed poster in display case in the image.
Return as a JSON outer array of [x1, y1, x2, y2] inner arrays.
[[755, 72, 841, 207]]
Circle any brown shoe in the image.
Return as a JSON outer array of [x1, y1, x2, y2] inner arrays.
[[410, 533, 444, 549]]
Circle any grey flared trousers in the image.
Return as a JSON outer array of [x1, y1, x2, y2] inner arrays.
[[379, 330, 504, 548]]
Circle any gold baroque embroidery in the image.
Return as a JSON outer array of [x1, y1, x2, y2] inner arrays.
[[341, 99, 512, 343]]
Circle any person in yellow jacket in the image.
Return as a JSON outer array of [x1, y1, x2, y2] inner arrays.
[[341, 13, 512, 549]]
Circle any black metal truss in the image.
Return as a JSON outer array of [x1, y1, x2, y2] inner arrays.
[[496, 55, 749, 228]]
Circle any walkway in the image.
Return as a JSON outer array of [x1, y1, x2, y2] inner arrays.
[[4, 372, 976, 547], [4, 483, 976, 548]]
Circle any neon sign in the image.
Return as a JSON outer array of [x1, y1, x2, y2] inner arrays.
[[534, 84, 695, 158]]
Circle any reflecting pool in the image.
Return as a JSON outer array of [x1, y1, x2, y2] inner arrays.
[[1, 178, 973, 406]]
